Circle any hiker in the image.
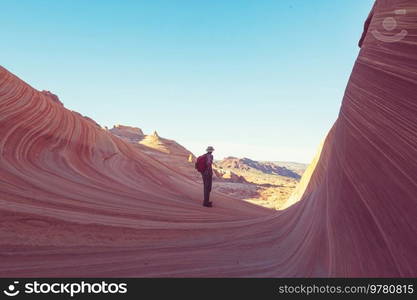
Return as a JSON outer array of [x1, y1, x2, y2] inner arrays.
[[195, 146, 215, 207]]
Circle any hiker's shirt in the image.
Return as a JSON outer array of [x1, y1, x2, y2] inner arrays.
[[206, 153, 213, 175]]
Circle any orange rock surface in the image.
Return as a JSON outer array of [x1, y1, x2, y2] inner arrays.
[[0, 0, 416, 277]]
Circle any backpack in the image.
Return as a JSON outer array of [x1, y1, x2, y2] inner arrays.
[[195, 154, 207, 173]]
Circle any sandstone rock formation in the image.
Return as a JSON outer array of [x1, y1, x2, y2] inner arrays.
[[109, 125, 145, 143], [0, 0, 416, 277]]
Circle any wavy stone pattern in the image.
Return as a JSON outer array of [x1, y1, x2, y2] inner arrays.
[[0, 0, 416, 277]]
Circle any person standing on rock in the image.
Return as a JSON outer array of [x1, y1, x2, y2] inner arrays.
[[195, 146, 215, 207]]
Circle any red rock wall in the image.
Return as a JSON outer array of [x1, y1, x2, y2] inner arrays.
[[0, 0, 416, 277]]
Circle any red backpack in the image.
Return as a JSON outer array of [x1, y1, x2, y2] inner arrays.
[[195, 154, 207, 173]]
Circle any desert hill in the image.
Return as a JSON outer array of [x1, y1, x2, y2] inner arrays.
[[216, 157, 303, 179], [215, 157, 304, 209], [271, 161, 308, 177]]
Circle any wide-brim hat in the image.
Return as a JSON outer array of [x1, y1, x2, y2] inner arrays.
[[206, 146, 215, 152]]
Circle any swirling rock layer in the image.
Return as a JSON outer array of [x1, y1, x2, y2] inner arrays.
[[0, 0, 416, 277]]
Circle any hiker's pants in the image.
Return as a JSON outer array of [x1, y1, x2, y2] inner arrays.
[[202, 170, 212, 204]]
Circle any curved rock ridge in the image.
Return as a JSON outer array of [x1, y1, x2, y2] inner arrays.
[[0, 66, 269, 233], [0, 0, 417, 277], [284, 0, 417, 276], [40, 90, 63, 106]]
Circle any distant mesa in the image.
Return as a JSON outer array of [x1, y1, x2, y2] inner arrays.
[[272, 161, 308, 177], [217, 157, 302, 179]]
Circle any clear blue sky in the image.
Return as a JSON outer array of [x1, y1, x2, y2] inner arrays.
[[1, 0, 374, 163]]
